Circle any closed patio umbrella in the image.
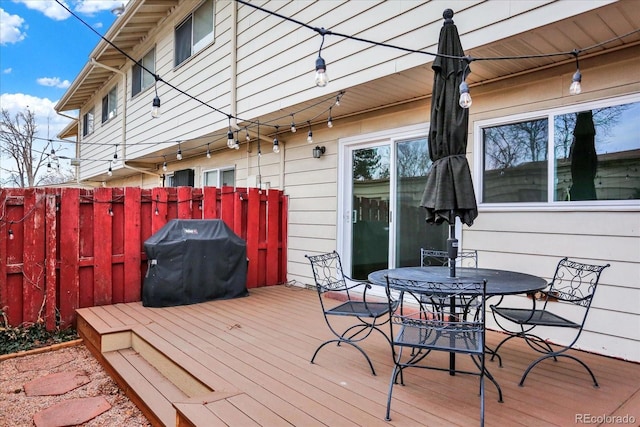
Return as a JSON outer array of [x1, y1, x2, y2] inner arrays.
[[420, 9, 477, 277], [569, 110, 597, 200]]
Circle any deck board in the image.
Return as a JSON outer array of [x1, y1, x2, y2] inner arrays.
[[78, 285, 640, 427]]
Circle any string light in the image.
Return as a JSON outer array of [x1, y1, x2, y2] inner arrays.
[[314, 28, 330, 87], [112, 144, 119, 166], [307, 121, 313, 143], [206, 143, 211, 159], [8, 226, 14, 240], [108, 207, 114, 216], [162, 155, 167, 172], [290, 115, 297, 133], [458, 58, 473, 109], [569, 49, 582, 95], [327, 107, 333, 128], [234, 131, 240, 150], [151, 76, 161, 118], [273, 125, 280, 154], [176, 142, 183, 160], [154, 195, 160, 215], [107, 160, 113, 176]]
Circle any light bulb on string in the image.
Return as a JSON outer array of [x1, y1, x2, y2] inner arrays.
[[112, 144, 119, 166], [206, 143, 211, 159], [245, 128, 251, 142], [8, 228, 14, 240], [234, 131, 240, 150], [307, 121, 313, 143], [107, 161, 113, 177], [458, 58, 473, 109], [151, 76, 161, 118], [327, 107, 333, 128], [176, 142, 182, 160], [290, 115, 297, 133], [569, 50, 582, 95], [273, 125, 280, 153], [162, 156, 168, 172], [314, 29, 329, 87]]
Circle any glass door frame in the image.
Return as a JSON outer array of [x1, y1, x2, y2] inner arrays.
[[337, 123, 430, 278]]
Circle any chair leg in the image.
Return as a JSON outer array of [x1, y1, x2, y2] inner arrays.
[[310, 339, 377, 375], [385, 364, 400, 421], [519, 353, 599, 387]]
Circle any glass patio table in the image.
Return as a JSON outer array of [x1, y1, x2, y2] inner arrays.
[[368, 266, 548, 374]]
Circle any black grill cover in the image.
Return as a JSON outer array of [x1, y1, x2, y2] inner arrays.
[[143, 219, 248, 307]]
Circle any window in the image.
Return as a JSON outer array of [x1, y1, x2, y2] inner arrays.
[[175, 0, 214, 66], [101, 86, 117, 123], [171, 169, 195, 187], [203, 167, 235, 187], [132, 48, 155, 96], [479, 96, 640, 204], [82, 108, 94, 137]]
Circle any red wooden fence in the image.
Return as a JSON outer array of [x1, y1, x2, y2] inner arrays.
[[0, 186, 288, 329]]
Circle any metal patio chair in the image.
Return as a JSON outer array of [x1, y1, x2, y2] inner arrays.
[[490, 257, 610, 386], [384, 277, 500, 426], [420, 248, 478, 268], [305, 251, 392, 375]]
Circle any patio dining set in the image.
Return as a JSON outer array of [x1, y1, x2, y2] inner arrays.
[[305, 250, 609, 427]]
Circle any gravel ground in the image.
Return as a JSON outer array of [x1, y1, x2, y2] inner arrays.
[[0, 343, 151, 427]]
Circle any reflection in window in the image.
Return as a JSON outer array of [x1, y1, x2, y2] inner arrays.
[[483, 119, 548, 202], [554, 102, 639, 201], [203, 167, 235, 187], [481, 99, 640, 204], [101, 86, 117, 123], [82, 108, 94, 137], [175, 0, 214, 66]]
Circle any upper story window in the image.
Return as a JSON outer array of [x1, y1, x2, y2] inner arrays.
[[82, 108, 94, 137], [132, 48, 156, 96], [478, 95, 640, 205], [101, 86, 117, 123], [203, 167, 235, 187], [175, 0, 214, 66]]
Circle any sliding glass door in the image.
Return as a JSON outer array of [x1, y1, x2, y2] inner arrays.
[[340, 125, 447, 280]]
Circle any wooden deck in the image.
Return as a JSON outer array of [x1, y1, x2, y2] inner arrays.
[[77, 285, 640, 427]]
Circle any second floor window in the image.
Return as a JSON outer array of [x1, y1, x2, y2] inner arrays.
[[132, 48, 156, 96], [101, 86, 117, 123], [82, 108, 94, 137], [175, 0, 214, 66]]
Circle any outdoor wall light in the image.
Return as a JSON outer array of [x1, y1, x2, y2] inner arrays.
[[312, 146, 325, 158]]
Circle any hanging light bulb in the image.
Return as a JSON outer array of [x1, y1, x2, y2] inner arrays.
[[176, 143, 183, 160], [234, 131, 240, 149], [290, 115, 297, 133], [151, 77, 161, 118], [307, 124, 313, 144], [314, 30, 329, 87], [162, 156, 168, 172], [459, 81, 472, 108], [8, 228, 14, 240], [227, 129, 235, 148], [245, 128, 251, 141], [108, 207, 114, 216], [273, 126, 280, 153], [47, 162, 52, 173], [206, 143, 211, 159], [569, 50, 582, 95], [50, 148, 57, 160], [335, 92, 342, 107], [107, 161, 113, 177], [151, 95, 161, 118], [327, 107, 333, 128], [112, 144, 119, 166]]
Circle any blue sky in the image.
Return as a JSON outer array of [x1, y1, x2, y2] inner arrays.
[[1, 0, 128, 182]]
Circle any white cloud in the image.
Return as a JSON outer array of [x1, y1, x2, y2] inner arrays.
[[16, 1, 71, 21], [37, 77, 72, 89], [0, 8, 27, 45], [94, 22, 103, 29], [3, 68, 12, 74], [0, 93, 73, 140]]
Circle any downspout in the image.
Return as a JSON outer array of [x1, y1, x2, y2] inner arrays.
[[90, 58, 162, 182], [56, 111, 82, 184]]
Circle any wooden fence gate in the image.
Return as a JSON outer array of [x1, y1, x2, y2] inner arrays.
[[0, 186, 288, 329]]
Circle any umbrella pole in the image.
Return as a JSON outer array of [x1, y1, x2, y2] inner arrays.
[[447, 222, 458, 278]]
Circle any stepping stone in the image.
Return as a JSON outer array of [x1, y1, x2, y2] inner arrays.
[[33, 396, 111, 427], [24, 371, 90, 396]]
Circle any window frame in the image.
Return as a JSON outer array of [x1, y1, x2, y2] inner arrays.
[[174, 0, 215, 67], [474, 93, 640, 211], [132, 47, 156, 97], [203, 166, 235, 188], [101, 86, 117, 123], [82, 108, 94, 137]]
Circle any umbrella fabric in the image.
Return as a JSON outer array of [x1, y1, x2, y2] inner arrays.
[[569, 111, 597, 200], [420, 10, 478, 227]]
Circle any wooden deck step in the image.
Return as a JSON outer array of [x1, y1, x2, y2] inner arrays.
[[104, 348, 187, 426]]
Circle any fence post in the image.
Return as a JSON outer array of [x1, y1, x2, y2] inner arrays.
[[59, 188, 80, 328], [45, 191, 58, 330], [93, 187, 113, 306], [124, 187, 142, 302]]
